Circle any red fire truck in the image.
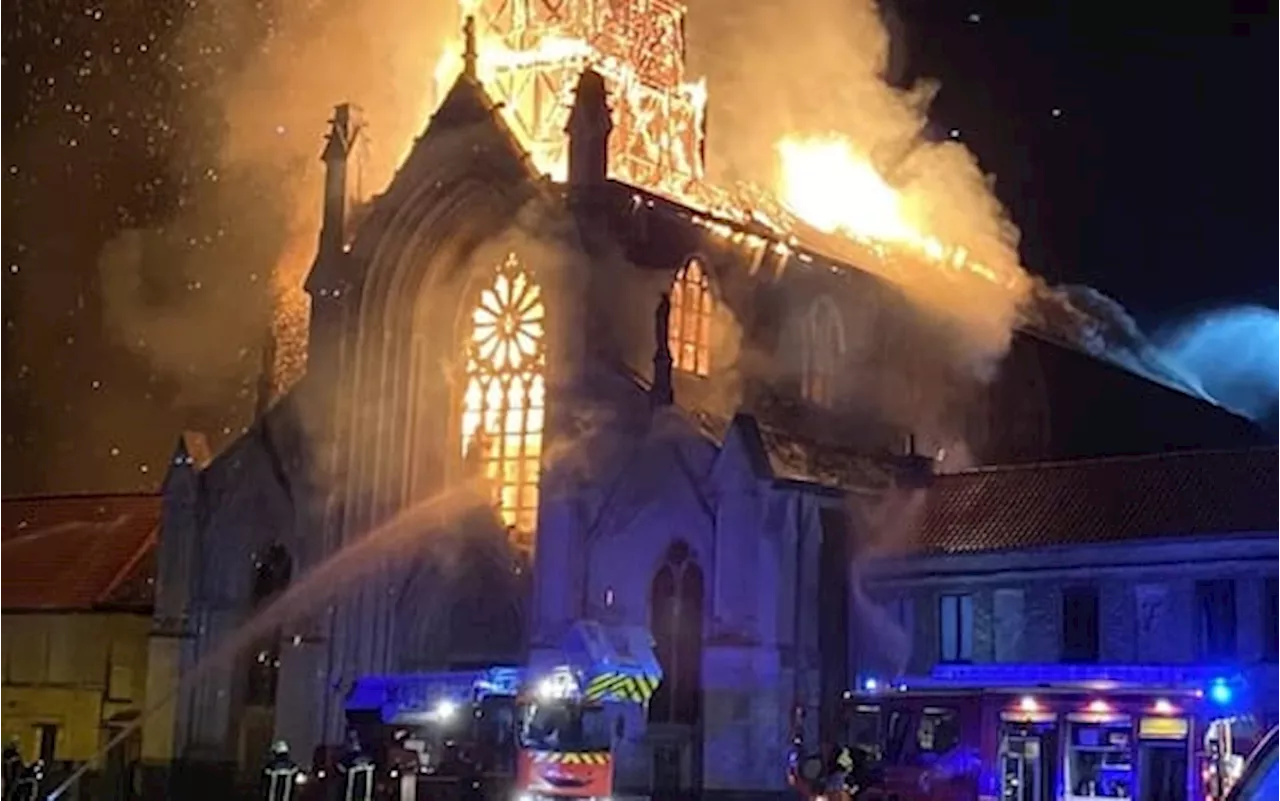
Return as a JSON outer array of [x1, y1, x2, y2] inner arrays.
[[789, 664, 1259, 801], [345, 621, 662, 800]]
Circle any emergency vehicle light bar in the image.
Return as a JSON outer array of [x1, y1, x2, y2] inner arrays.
[[927, 662, 1242, 690]]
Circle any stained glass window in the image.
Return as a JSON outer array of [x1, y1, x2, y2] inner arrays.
[[460, 253, 546, 554], [802, 297, 846, 406], [669, 259, 712, 376]]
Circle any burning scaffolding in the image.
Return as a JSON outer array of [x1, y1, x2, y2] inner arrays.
[[437, 0, 710, 202]]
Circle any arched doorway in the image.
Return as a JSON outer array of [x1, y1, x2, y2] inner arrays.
[[648, 540, 704, 794]]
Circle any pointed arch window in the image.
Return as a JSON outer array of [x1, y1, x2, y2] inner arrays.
[[668, 259, 713, 377], [802, 296, 846, 407], [460, 253, 546, 554], [649, 541, 704, 725], [244, 544, 292, 707]]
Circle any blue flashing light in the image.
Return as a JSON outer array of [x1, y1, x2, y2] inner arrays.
[[929, 662, 1241, 690], [1209, 678, 1233, 706], [863, 678, 879, 692]]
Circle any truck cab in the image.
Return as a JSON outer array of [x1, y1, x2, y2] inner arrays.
[[345, 622, 661, 801]]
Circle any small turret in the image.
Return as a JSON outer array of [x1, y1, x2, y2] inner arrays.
[[319, 103, 360, 257], [565, 68, 613, 189], [651, 293, 674, 409]]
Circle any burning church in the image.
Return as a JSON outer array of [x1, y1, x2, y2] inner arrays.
[[145, 1, 1264, 797]]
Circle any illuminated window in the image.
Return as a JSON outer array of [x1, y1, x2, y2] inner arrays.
[[668, 259, 712, 376], [460, 253, 546, 553], [802, 296, 846, 406]]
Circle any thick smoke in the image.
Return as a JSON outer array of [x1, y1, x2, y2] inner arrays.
[[96, 0, 454, 408], [688, 0, 1028, 366]]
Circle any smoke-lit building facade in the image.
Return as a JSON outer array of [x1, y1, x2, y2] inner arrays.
[[146, 5, 1268, 797]]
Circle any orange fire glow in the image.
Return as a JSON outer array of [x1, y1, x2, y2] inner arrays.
[[426, 1, 1017, 305], [460, 253, 546, 553], [776, 134, 1008, 287]]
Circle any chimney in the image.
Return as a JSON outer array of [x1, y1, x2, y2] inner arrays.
[[320, 103, 360, 256], [892, 432, 936, 490], [565, 68, 612, 189], [651, 293, 674, 409]]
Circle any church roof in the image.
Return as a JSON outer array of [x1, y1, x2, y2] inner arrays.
[[722, 413, 897, 494], [915, 447, 1278, 555], [1, 493, 159, 611]]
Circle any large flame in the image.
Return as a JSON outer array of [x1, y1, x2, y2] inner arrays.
[[776, 133, 1008, 288], [777, 135, 913, 241]]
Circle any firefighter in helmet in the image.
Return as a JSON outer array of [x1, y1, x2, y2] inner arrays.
[[263, 740, 303, 801], [2, 737, 23, 796], [337, 730, 375, 801], [8, 759, 43, 801]]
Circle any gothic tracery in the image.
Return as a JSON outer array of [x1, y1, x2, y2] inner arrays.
[[802, 296, 846, 406], [669, 259, 713, 377], [460, 253, 546, 553]]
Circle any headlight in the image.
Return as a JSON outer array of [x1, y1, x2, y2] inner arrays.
[[294, 773, 307, 784]]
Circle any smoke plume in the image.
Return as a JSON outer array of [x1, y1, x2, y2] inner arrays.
[[99, 0, 1041, 462], [688, 0, 1028, 367], [96, 0, 455, 413]]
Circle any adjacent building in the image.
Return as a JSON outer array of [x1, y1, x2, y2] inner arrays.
[[859, 448, 1279, 724], [1, 493, 159, 794]]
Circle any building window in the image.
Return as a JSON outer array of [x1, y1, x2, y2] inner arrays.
[[245, 545, 291, 707], [649, 541, 704, 725], [1264, 578, 1278, 663], [992, 588, 1026, 663], [1196, 579, 1237, 661], [938, 593, 974, 663], [668, 259, 712, 376], [1061, 586, 1100, 663], [802, 296, 846, 406], [460, 252, 546, 552]]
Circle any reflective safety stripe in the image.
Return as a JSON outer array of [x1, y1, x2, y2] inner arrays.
[[531, 751, 611, 765], [583, 671, 660, 704]]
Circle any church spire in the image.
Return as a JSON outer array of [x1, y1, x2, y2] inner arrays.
[[462, 15, 478, 80], [651, 293, 674, 408]]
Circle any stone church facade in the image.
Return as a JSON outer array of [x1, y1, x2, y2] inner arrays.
[[144, 35, 1264, 801]]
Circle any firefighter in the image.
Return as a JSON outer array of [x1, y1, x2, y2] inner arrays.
[[263, 740, 303, 801], [822, 741, 855, 801], [8, 759, 43, 801], [336, 730, 374, 801], [2, 738, 23, 796]]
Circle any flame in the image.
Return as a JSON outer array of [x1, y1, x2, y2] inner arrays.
[[777, 135, 913, 241], [460, 253, 546, 552], [776, 133, 1006, 287]]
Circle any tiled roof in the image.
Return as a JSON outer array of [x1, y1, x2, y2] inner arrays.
[[2, 493, 160, 611], [917, 448, 1278, 555]]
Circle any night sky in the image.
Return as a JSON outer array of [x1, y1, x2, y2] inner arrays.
[[3, 0, 1276, 496]]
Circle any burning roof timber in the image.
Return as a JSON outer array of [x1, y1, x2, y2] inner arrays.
[[587, 178, 1226, 409]]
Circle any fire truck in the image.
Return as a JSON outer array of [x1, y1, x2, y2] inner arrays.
[[789, 664, 1262, 801], [345, 621, 662, 800]]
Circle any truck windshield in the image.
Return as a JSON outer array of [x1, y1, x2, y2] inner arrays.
[[519, 702, 611, 753]]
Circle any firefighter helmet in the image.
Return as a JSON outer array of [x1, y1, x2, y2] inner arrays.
[[271, 740, 289, 756]]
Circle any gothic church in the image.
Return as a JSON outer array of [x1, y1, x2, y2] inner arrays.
[[145, 10, 1262, 798]]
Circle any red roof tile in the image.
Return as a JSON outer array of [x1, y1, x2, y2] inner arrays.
[[917, 448, 1278, 555], [2, 494, 160, 610]]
